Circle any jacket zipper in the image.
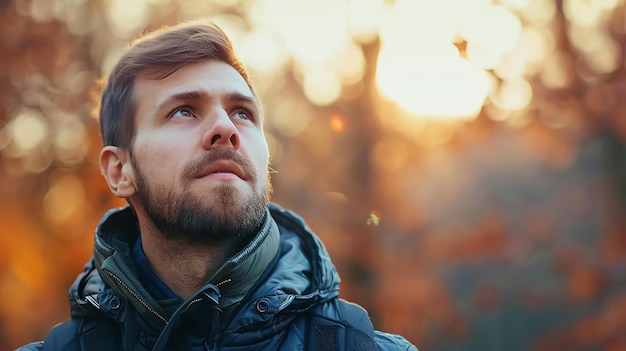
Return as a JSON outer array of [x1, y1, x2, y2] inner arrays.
[[216, 278, 231, 288], [103, 269, 169, 325], [103, 270, 233, 324]]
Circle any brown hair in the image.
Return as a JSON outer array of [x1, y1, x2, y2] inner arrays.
[[98, 20, 254, 150]]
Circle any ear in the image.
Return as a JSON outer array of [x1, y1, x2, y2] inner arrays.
[[100, 146, 137, 198]]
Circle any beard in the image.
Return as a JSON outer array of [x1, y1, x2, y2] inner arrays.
[[132, 148, 272, 244]]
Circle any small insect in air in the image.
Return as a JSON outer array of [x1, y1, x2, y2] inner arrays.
[[367, 211, 381, 226]]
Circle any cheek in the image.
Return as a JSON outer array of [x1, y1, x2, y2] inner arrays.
[[252, 150, 268, 183], [251, 141, 269, 176], [254, 150, 269, 174], [133, 138, 183, 180]]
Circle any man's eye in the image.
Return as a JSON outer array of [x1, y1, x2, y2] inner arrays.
[[233, 110, 251, 120], [171, 108, 195, 118]]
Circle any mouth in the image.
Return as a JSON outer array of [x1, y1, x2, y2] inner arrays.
[[197, 160, 247, 180]]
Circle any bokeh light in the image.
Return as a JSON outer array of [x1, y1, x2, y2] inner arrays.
[[44, 171, 86, 225], [9, 108, 48, 153]]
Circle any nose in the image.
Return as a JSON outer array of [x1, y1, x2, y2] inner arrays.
[[201, 109, 241, 150]]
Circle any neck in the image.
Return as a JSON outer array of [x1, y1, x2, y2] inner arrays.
[[139, 224, 246, 299]]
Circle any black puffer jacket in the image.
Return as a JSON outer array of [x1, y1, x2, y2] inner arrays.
[[18, 204, 417, 351]]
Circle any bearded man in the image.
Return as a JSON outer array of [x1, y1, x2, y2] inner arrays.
[[17, 20, 418, 351]]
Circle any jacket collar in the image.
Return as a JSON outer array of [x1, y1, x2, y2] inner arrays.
[[92, 206, 280, 331]]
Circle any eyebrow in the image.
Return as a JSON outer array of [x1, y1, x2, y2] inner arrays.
[[227, 91, 262, 118]]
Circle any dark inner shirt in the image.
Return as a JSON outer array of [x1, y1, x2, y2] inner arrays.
[[132, 236, 179, 300]]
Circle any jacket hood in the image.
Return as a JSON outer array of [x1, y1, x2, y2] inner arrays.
[[67, 204, 341, 347]]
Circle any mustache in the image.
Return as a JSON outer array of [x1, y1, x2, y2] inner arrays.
[[182, 148, 257, 180]]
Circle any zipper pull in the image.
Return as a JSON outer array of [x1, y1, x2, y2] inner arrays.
[[203, 287, 222, 350]]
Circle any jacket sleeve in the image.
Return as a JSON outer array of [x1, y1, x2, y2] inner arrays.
[[14, 342, 44, 351], [14, 319, 82, 351], [374, 331, 419, 351]]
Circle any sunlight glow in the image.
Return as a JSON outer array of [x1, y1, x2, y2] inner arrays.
[[499, 0, 532, 10], [459, 5, 523, 65], [249, 0, 349, 67], [346, 0, 386, 43], [376, 41, 489, 120], [240, 28, 287, 73], [247, 0, 536, 118], [106, 0, 148, 38], [375, 0, 525, 120], [211, 14, 248, 45], [379, 0, 458, 44]]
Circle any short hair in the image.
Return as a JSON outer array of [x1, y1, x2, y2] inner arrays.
[[98, 20, 253, 150]]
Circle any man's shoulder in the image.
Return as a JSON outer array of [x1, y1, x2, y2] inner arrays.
[[374, 331, 419, 351], [336, 300, 419, 351], [307, 298, 418, 351], [268, 203, 308, 230], [13, 321, 77, 351], [14, 342, 43, 351], [15, 317, 124, 351]]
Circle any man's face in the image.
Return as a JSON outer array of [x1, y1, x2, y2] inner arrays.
[[128, 60, 270, 243]]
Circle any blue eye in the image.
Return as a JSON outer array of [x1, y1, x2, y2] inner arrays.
[[171, 107, 195, 118], [233, 110, 251, 120]]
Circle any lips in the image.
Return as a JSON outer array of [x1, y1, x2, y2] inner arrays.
[[197, 160, 247, 180]]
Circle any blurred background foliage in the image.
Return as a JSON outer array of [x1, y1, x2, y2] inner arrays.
[[1, 0, 626, 350]]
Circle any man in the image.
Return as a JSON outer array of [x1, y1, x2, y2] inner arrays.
[[18, 20, 418, 351]]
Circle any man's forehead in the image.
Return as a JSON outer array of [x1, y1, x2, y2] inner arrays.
[[133, 61, 255, 101]]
